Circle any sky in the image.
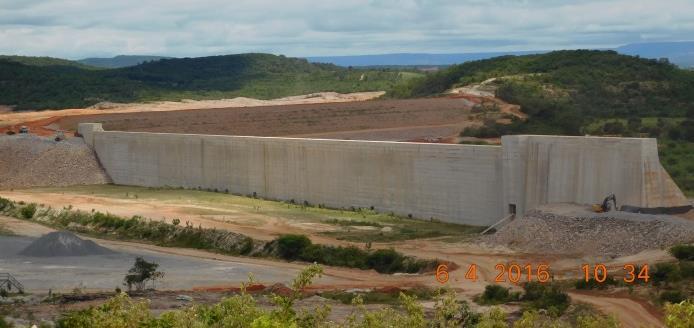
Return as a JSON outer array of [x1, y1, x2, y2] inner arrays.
[[1, 0, 694, 59]]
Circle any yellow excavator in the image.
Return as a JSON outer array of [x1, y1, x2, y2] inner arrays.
[[592, 194, 617, 213]]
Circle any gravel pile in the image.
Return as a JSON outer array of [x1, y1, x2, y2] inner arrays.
[[19, 231, 114, 257], [0, 135, 110, 189], [485, 205, 694, 257]]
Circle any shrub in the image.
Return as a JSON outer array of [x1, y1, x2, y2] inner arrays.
[[0, 197, 13, 211], [20, 203, 37, 219], [123, 257, 164, 291], [664, 300, 694, 328], [476, 307, 507, 327], [660, 290, 686, 304], [653, 262, 682, 285], [366, 249, 406, 274], [276, 234, 312, 260], [576, 314, 620, 328], [669, 244, 694, 261], [574, 277, 618, 290], [477, 284, 511, 305], [522, 282, 570, 315], [0, 316, 10, 328], [679, 261, 694, 279]]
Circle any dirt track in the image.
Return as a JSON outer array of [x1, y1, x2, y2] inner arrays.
[[0, 190, 670, 327]]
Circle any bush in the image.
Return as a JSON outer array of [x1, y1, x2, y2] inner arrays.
[[366, 249, 407, 274], [669, 244, 694, 261], [660, 290, 686, 304], [0, 316, 10, 328], [20, 203, 37, 219], [0, 197, 12, 211], [276, 234, 312, 260], [522, 282, 570, 315], [56, 264, 474, 328], [679, 261, 694, 279], [574, 277, 618, 290], [123, 257, 164, 291], [476, 284, 511, 305], [653, 262, 682, 285], [664, 300, 694, 328]]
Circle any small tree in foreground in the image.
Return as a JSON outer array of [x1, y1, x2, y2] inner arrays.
[[124, 257, 164, 291]]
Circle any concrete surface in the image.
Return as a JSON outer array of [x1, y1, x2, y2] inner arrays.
[[78, 124, 689, 226], [502, 135, 689, 216]]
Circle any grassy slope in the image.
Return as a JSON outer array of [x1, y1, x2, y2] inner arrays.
[[392, 50, 694, 195], [24, 185, 483, 242], [0, 53, 415, 110]]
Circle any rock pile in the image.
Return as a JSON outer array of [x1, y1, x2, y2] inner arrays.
[[19, 231, 114, 257], [485, 206, 694, 257], [0, 135, 110, 189]]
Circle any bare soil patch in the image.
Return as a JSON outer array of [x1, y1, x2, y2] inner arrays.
[[55, 98, 477, 141]]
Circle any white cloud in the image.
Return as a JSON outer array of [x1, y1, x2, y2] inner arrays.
[[0, 0, 693, 58]]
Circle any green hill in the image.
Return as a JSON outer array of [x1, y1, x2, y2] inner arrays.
[[78, 55, 171, 68], [0, 55, 99, 69], [393, 50, 694, 195], [0, 53, 410, 110]]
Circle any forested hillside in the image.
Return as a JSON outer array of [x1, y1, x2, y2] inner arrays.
[[0, 55, 98, 69], [393, 50, 694, 194], [78, 55, 171, 68], [0, 53, 408, 110]]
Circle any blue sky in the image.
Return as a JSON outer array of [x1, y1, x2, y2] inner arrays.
[[1, 0, 693, 59]]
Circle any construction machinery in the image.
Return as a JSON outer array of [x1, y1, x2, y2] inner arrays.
[[54, 130, 66, 142], [592, 194, 617, 213], [0, 273, 24, 294]]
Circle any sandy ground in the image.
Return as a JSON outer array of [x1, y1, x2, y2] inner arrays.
[[0, 189, 671, 327]]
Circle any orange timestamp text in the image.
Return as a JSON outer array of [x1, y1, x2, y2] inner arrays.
[[581, 263, 650, 283], [435, 263, 552, 284]]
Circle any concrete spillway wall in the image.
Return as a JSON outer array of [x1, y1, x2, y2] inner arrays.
[[79, 123, 689, 226]]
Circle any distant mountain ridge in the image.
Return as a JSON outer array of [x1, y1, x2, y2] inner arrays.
[[307, 42, 694, 67], [307, 51, 545, 67], [616, 41, 694, 67], [78, 55, 172, 68]]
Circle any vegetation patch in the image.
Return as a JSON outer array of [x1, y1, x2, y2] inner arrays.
[[0, 197, 438, 274], [25, 185, 485, 243], [320, 287, 435, 305], [392, 50, 694, 194], [51, 264, 681, 327], [475, 282, 570, 316], [475, 284, 519, 305], [0, 54, 416, 110], [274, 234, 438, 273]]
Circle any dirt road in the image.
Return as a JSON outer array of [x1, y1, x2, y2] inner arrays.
[[569, 292, 664, 328], [0, 190, 669, 326]]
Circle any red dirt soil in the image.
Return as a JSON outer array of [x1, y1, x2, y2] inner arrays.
[[0, 116, 68, 137], [55, 98, 478, 142]]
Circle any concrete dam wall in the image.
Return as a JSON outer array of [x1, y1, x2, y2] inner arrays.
[[79, 123, 689, 226]]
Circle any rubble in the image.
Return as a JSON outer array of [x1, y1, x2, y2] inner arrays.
[[485, 205, 694, 257], [0, 135, 110, 189]]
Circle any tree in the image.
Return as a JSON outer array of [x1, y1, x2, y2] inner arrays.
[[123, 257, 164, 291]]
